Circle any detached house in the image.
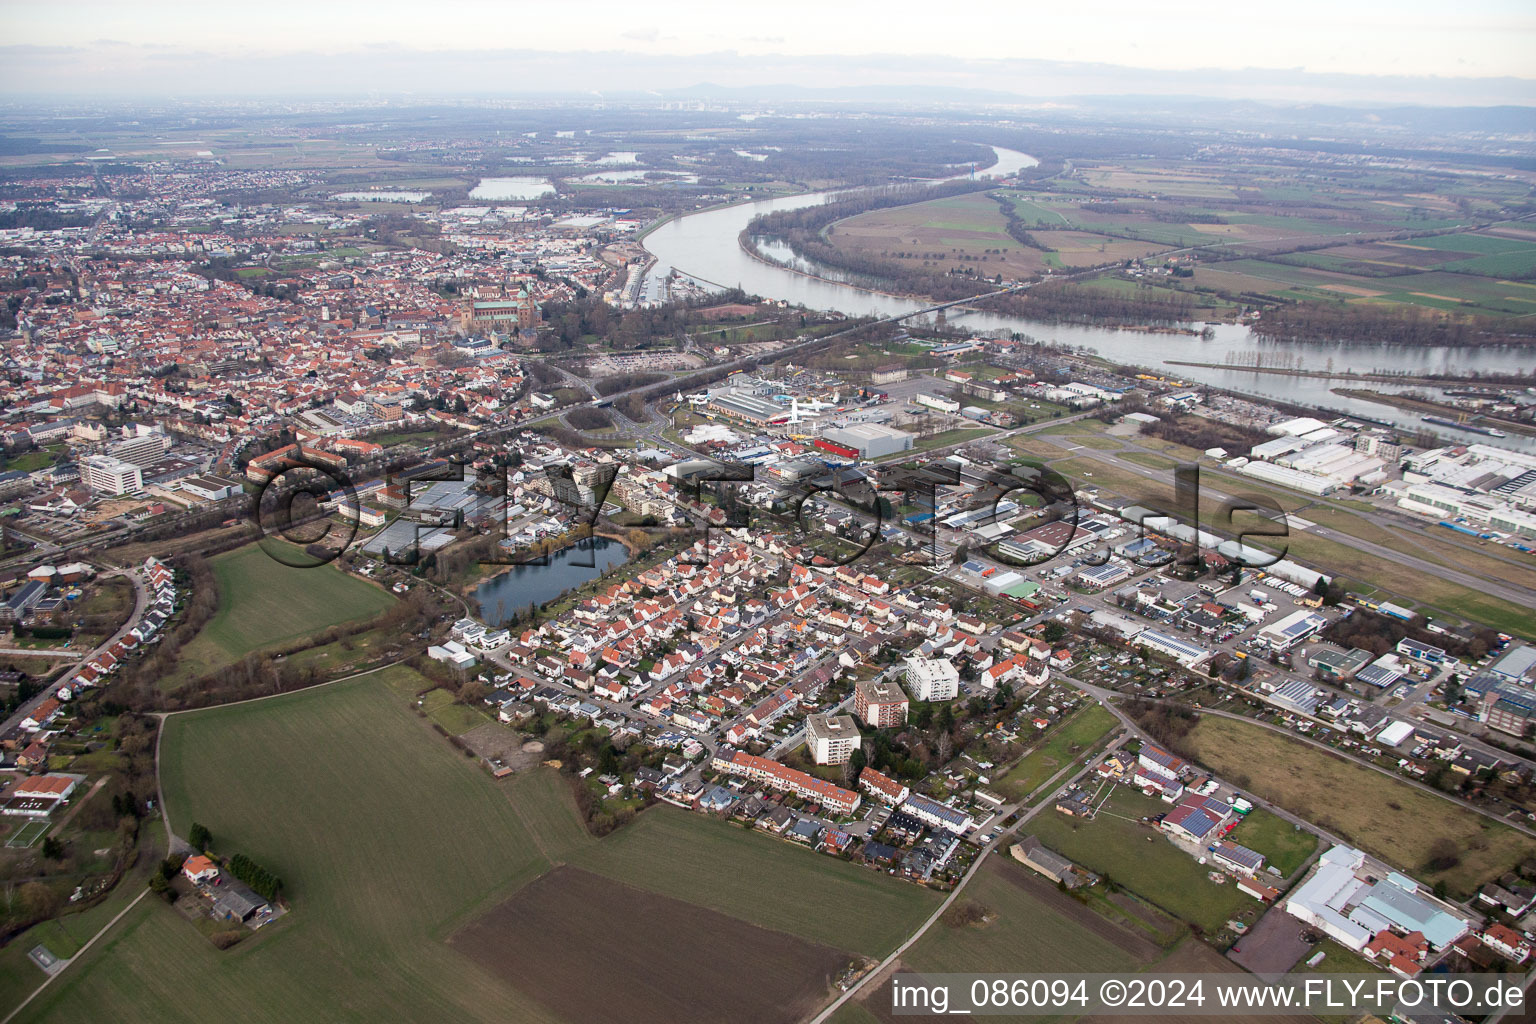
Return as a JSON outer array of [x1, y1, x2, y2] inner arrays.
[[1481, 923, 1532, 964]]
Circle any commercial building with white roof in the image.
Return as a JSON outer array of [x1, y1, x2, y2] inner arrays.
[[821, 423, 913, 459], [1268, 417, 1331, 437], [1285, 846, 1470, 952], [1235, 459, 1336, 496], [1257, 609, 1327, 651], [1136, 629, 1210, 667]]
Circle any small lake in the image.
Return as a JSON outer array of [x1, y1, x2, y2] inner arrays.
[[473, 536, 629, 626], [573, 169, 698, 184], [469, 177, 555, 201]]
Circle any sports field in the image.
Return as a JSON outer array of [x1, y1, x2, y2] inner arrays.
[[13, 665, 936, 1023], [5, 820, 48, 848], [1185, 716, 1536, 895], [419, 687, 493, 735], [166, 542, 395, 686]]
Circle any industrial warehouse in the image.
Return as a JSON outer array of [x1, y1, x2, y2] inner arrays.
[[1286, 846, 1471, 957]]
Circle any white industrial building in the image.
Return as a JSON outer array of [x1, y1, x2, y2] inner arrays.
[[1277, 443, 1387, 486], [912, 393, 960, 414], [1045, 382, 1119, 407], [180, 476, 240, 501], [1403, 444, 1536, 502], [1251, 435, 1313, 461], [1388, 478, 1536, 541], [1285, 845, 1470, 952], [1257, 609, 1327, 651], [1234, 459, 1336, 496], [1392, 444, 1536, 539], [1136, 630, 1211, 667], [1078, 562, 1133, 589], [1091, 608, 1148, 639], [1267, 417, 1331, 437], [1392, 481, 1501, 520], [1245, 418, 1399, 491], [427, 640, 477, 671], [820, 423, 914, 459]]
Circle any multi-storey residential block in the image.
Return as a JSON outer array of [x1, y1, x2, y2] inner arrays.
[[853, 677, 909, 727], [905, 656, 958, 701], [805, 713, 861, 765]]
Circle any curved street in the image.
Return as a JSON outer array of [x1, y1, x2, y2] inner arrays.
[[0, 564, 149, 738]]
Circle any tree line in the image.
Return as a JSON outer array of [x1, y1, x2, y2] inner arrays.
[[104, 574, 440, 712], [1322, 607, 1497, 661], [1253, 300, 1536, 346], [978, 281, 1197, 325], [540, 290, 755, 351], [228, 852, 282, 903]]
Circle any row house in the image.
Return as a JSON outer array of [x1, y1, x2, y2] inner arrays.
[[711, 748, 861, 815], [858, 767, 910, 805], [1480, 923, 1532, 964], [746, 690, 799, 729]]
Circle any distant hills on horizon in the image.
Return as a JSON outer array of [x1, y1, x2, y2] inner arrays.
[[4, 46, 1535, 111]]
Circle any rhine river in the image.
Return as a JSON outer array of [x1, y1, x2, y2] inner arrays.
[[643, 147, 1536, 451]]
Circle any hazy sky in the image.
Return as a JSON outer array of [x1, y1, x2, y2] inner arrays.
[[4, 0, 1534, 98]]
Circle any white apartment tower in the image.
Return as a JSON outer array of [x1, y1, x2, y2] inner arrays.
[[905, 656, 959, 701], [805, 713, 862, 765]]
